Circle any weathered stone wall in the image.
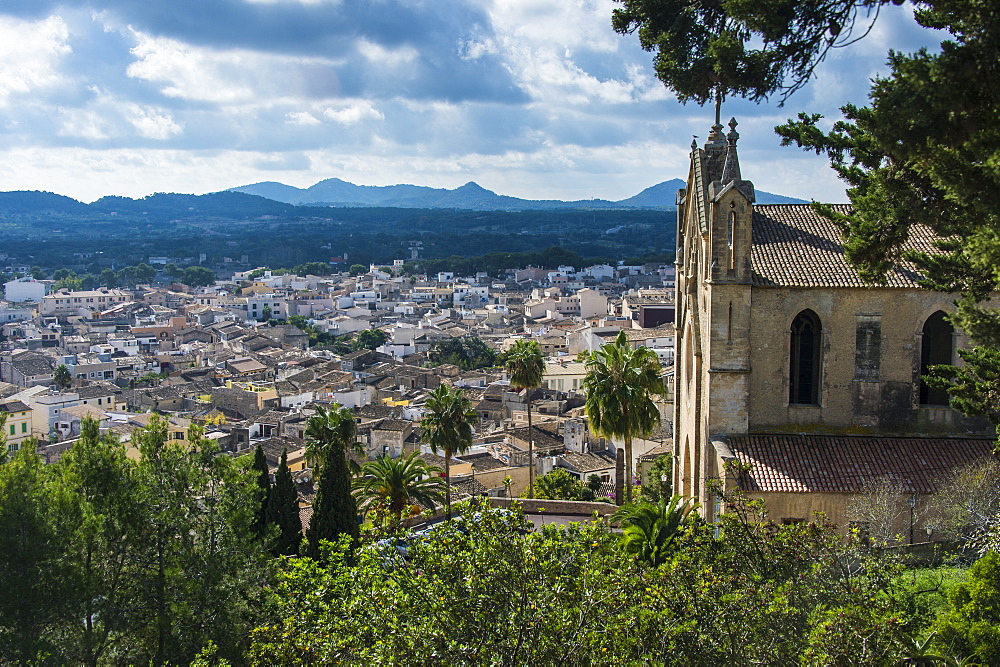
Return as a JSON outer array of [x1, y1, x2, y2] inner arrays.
[[747, 287, 992, 436], [210, 387, 263, 419]]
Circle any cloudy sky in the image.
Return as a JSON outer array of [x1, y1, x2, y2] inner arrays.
[[0, 0, 938, 204]]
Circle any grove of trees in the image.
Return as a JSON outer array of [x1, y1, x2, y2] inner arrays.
[[249, 495, 1000, 665], [427, 336, 498, 370], [0, 417, 271, 664], [1, 416, 1000, 663]]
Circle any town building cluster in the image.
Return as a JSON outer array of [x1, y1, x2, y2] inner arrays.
[[0, 259, 676, 514]]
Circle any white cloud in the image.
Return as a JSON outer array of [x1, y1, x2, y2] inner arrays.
[[487, 0, 620, 54], [126, 31, 342, 103], [127, 33, 254, 103], [57, 109, 111, 141], [482, 0, 666, 106], [0, 0, 923, 205], [125, 104, 183, 139], [286, 111, 322, 126], [322, 101, 384, 126], [0, 15, 71, 105], [356, 39, 419, 67]]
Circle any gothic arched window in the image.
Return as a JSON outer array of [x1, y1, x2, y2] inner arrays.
[[789, 309, 821, 405], [727, 211, 736, 270], [920, 311, 953, 406]]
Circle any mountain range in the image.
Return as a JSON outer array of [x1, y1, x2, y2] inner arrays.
[[229, 178, 805, 211]]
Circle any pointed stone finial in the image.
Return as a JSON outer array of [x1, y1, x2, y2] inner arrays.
[[691, 136, 698, 150], [722, 117, 742, 182], [727, 117, 740, 144]]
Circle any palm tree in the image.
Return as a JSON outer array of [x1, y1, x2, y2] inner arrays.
[[614, 495, 695, 566], [304, 404, 365, 558], [53, 364, 72, 392], [421, 384, 477, 519], [354, 452, 445, 530], [583, 330, 667, 504], [504, 339, 545, 498]]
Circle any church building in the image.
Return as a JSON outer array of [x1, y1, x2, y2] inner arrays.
[[673, 119, 995, 530]]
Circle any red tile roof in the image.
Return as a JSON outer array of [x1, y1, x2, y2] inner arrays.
[[751, 204, 940, 288], [725, 434, 996, 494]]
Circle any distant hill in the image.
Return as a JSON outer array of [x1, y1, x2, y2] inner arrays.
[[89, 191, 311, 218], [0, 191, 93, 215], [230, 177, 806, 211], [616, 180, 688, 208]]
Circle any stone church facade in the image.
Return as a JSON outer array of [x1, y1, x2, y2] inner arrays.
[[673, 119, 995, 530]]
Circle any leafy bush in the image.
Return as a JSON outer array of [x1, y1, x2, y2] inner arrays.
[[933, 551, 1000, 663]]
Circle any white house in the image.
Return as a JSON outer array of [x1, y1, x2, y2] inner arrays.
[[0, 304, 34, 324], [4, 277, 46, 303]]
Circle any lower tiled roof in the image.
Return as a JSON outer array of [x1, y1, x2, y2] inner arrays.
[[726, 434, 996, 494]]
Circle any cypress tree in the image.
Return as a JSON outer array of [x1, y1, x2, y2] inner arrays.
[[304, 443, 358, 559], [265, 450, 301, 557], [303, 405, 361, 560], [250, 444, 271, 538]]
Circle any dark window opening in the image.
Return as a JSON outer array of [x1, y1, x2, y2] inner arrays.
[[789, 309, 821, 404], [920, 311, 953, 406]]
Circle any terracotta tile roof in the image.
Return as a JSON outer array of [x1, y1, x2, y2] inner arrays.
[[561, 451, 616, 473], [373, 418, 412, 432], [299, 504, 313, 534], [638, 441, 672, 462], [462, 451, 509, 471], [725, 434, 996, 494], [0, 399, 31, 413], [508, 423, 563, 453], [450, 477, 489, 501], [750, 204, 939, 288]]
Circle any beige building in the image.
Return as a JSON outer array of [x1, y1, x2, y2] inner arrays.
[[0, 399, 33, 452], [541, 360, 586, 394], [40, 289, 131, 317], [674, 119, 995, 530]]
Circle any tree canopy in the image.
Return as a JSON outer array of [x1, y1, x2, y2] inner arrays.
[[180, 266, 216, 288], [0, 416, 272, 664], [420, 385, 476, 518], [504, 339, 545, 497], [356, 328, 389, 351], [1, 430, 999, 664], [613, 0, 930, 106], [428, 336, 497, 371], [353, 452, 445, 531], [583, 331, 667, 504], [304, 405, 364, 559], [532, 468, 585, 501]]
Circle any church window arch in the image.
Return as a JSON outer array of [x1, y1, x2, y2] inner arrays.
[[919, 311, 953, 406], [727, 211, 736, 270], [789, 309, 821, 405]]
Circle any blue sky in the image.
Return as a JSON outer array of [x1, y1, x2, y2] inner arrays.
[[0, 0, 939, 204]]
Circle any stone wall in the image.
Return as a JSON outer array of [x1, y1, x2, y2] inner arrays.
[[210, 387, 264, 419], [748, 287, 993, 436], [491, 497, 617, 516]]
